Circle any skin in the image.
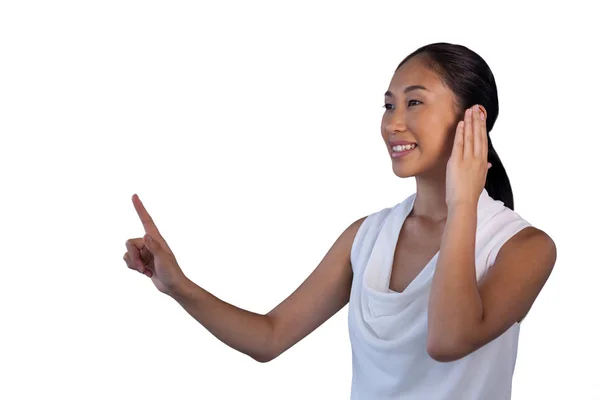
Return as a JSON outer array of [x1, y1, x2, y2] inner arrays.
[[123, 55, 556, 364], [383, 56, 556, 361], [382, 55, 469, 221]]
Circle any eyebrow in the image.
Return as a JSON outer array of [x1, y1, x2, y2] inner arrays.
[[385, 85, 429, 97]]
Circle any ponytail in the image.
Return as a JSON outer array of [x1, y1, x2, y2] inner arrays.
[[485, 137, 514, 210]]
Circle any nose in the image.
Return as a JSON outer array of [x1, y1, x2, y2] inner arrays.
[[383, 107, 407, 133]]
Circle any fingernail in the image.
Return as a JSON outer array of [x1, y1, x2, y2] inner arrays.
[[466, 108, 472, 117]]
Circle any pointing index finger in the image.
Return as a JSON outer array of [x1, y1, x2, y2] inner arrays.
[[132, 194, 162, 238]]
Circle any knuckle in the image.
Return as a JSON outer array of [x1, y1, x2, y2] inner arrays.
[[126, 238, 144, 248], [123, 253, 136, 270]]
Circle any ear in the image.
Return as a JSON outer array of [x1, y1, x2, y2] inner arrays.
[[477, 105, 487, 121]]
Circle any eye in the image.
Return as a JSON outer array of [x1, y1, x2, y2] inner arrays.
[[383, 100, 422, 111]]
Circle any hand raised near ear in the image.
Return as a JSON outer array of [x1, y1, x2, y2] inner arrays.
[[446, 105, 491, 208]]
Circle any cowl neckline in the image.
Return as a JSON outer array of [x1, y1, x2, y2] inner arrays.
[[359, 189, 501, 338]]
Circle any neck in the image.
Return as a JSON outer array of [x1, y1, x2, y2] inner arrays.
[[411, 173, 448, 223]]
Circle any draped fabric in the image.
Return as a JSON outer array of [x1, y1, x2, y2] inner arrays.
[[348, 189, 532, 399]]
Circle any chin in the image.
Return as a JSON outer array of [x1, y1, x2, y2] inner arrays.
[[390, 149, 445, 178], [391, 163, 418, 178], [388, 148, 427, 178]]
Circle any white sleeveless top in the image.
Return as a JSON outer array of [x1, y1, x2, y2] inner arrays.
[[348, 189, 532, 399]]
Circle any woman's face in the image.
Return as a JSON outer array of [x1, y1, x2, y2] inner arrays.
[[381, 56, 462, 178]]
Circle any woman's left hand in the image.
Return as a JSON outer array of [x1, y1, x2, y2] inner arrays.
[[445, 104, 492, 208]]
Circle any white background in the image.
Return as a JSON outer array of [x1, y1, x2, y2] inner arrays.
[[1, 1, 598, 399]]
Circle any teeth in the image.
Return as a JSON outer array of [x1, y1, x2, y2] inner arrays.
[[392, 144, 416, 152]]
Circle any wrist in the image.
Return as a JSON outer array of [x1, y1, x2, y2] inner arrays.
[[448, 201, 478, 213], [166, 276, 195, 302], [446, 202, 478, 225]]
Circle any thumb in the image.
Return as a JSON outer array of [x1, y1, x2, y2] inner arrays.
[[143, 234, 160, 254]]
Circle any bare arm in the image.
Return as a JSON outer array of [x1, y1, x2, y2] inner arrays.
[[167, 279, 276, 362], [167, 216, 367, 362]]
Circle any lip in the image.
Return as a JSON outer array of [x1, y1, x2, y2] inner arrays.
[[390, 144, 417, 158]]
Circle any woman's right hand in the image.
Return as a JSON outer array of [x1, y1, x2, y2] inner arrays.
[[123, 194, 189, 295], [123, 237, 155, 278]]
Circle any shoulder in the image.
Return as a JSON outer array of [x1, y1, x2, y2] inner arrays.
[[480, 199, 556, 277], [348, 204, 396, 238], [347, 205, 397, 271], [348, 215, 369, 231], [497, 226, 557, 266], [337, 215, 370, 253], [488, 225, 557, 288], [347, 195, 414, 255]]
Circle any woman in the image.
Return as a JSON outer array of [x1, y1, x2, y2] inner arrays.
[[123, 42, 556, 399]]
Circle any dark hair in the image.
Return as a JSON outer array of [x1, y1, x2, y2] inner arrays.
[[396, 42, 514, 210]]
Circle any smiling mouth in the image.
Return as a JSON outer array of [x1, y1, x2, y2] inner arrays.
[[391, 144, 417, 158], [391, 143, 417, 152]]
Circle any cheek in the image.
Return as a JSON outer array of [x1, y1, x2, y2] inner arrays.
[[407, 111, 436, 136], [431, 131, 456, 159], [417, 129, 454, 158]]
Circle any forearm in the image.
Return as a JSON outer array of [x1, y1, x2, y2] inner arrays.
[[167, 278, 275, 362], [428, 203, 483, 349]]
